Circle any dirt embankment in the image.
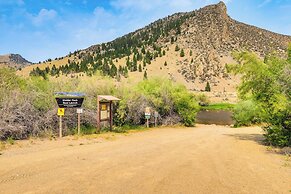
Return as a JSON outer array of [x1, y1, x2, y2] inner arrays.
[[0, 125, 290, 194]]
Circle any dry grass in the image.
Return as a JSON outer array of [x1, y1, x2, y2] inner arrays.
[[18, 44, 239, 103]]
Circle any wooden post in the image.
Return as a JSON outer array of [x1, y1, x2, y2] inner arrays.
[[77, 113, 81, 135], [59, 115, 62, 138], [146, 118, 149, 128], [97, 96, 100, 133], [109, 101, 113, 131]]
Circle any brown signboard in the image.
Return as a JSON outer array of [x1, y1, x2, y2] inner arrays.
[[55, 98, 84, 108], [54, 92, 85, 108]]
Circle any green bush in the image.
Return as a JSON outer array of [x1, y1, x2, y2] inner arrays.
[[264, 125, 290, 147], [229, 48, 291, 147], [116, 78, 199, 126], [233, 100, 261, 127]]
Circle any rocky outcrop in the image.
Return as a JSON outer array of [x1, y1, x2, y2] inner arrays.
[[0, 54, 31, 69], [174, 1, 291, 84]]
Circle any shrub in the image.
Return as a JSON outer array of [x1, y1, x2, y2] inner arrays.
[[228, 48, 291, 147], [233, 100, 261, 127], [116, 78, 199, 127], [264, 125, 290, 147]]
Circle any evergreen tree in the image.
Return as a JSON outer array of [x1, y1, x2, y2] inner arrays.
[[171, 37, 175, 44], [138, 64, 142, 72], [143, 59, 146, 69], [164, 61, 167, 66], [175, 45, 180, 51], [124, 66, 129, 78], [205, 82, 211, 92], [190, 50, 193, 56], [132, 55, 138, 71], [180, 49, 185, 57], [143, 70, 148, 80], [110, 64, 117, 77]]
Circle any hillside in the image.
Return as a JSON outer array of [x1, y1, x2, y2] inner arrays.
[[20, 1, 291, 101], [0, 54, 31, 69]]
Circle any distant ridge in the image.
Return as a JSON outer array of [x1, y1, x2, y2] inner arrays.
[[0, 54, 31, 69]]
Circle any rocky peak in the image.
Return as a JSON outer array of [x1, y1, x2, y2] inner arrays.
[[196, 1, 228, 19], [0, 54, 31, 69]]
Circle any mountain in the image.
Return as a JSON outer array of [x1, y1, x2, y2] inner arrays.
[[0, 54, 31, 69], [23, 1, 291, 98]]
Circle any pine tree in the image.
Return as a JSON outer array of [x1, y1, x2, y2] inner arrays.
[[171, 37, 175, 44], [110, 64, 117, 77], [138, 64, 142, 72], [143, 70, 148, 80], [190, 50, 193, 56], [180, 49, 185, 57], [124, 66, 129, 78], [132, 55, 137, 71], [164, 61, 167, 66], [175, 45, 180, 51], [205, 82, 211, 92]]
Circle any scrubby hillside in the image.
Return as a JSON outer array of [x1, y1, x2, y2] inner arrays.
[[21, 1, 291, 99]]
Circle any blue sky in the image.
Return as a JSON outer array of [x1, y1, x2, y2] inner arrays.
[[0, 0, 290, 62]]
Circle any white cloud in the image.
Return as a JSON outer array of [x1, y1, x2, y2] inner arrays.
[[221, 0, 232, 4], [258, 0, 272, 7], [30, 9, 57, 25]]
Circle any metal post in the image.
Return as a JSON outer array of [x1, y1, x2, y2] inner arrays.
[[77, 113, 81, 135], [109, 101, 113, 131], [59, 115, 62, 138], [97, 96, 100, 133]]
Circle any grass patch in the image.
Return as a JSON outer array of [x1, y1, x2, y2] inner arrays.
[[200, 103, 235, 111], [113, 125, 147, 133], [6, 137, 15, 145]]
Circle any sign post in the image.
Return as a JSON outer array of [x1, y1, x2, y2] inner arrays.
[[76, 108, 83, 135], [55, 92, 85, 138], [145, 107, 151, 128], [57, 108, 65, 138], [154, 111, 159, 127]]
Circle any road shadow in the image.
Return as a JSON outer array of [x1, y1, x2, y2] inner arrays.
[[225, 133, 291, 155], [224, 133, 265, 145]]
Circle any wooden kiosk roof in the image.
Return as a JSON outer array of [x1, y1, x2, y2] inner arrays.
[[98, 95, 120, 102]]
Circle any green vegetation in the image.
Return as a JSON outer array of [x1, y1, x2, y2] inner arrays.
[[0, 68, 200, 140], [180, 49, 185, 57], [116, 78, 199, 127], [143, 71, 148, 79], [205, 82, 211, 92], [228, 46, 291, 147], [232, 100, 261, 127], [201, 103, 234, 111]]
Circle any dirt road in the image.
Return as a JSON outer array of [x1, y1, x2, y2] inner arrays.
[[0, 125, 290, 194]]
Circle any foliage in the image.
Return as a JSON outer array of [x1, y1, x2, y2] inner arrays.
[[180, 49, 185, 57], [233, 100, 261, 127], [202, 103, 234, 111], [228, 50, 291, 147], [205, 81, 211, 92], [143, 71, 148, 80], [116, 78, 199, 127], [0, 68, 200, 140]]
